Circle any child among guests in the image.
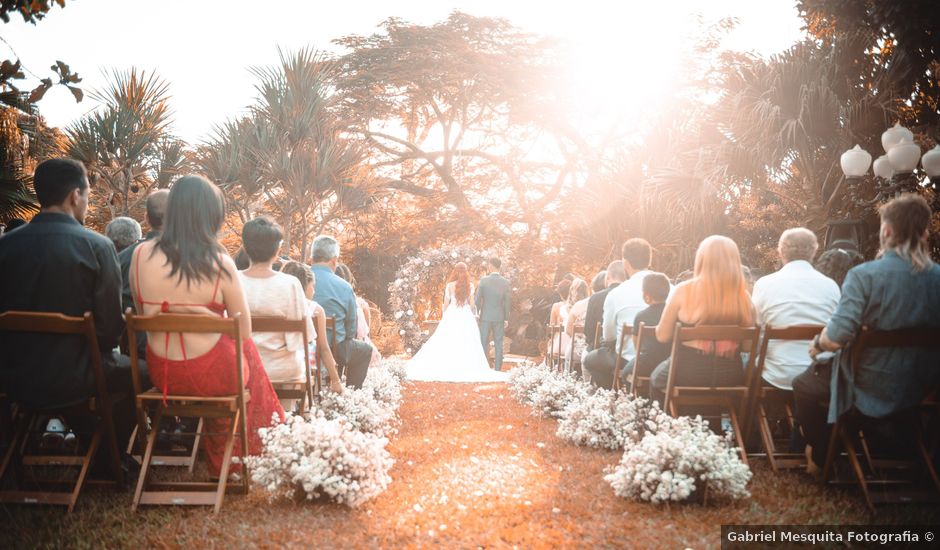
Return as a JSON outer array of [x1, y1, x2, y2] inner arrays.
[[280, 261, 344, 394], [621, 272, 671, 387]]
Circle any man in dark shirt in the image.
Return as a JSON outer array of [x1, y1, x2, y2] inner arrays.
[[584, 261, 625, 352], [0, 158, 134, 449], [620, 272, 671, 389]]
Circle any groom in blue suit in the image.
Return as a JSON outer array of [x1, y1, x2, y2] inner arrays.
[[475, 257, 512, 371]]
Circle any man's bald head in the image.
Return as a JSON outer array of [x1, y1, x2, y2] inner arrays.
[[146, 189, 170, 231]]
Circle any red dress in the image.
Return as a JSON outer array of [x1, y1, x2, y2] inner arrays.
[[135, 247, 285, 476]]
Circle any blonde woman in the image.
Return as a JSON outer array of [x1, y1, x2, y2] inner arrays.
[[651, 235, 755, 397], [563, 278, 590, 370]]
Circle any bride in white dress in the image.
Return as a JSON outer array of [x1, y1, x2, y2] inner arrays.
[[406, 262, 508, 382]]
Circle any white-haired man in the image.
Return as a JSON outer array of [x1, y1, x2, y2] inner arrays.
[[310, 235, 371, 388], [752, 227, 841, 390]]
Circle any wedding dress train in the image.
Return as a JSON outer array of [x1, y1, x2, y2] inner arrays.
[[406, 284, 508, 383]]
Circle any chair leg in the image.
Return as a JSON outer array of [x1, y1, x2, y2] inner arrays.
[[758, 403, 779, 472], [132, 409, 163, 512], [188, 418, 204, 473], [840, 427, 876, 513], [914, 417, 940, 494], [214, 410, 240, 514], [68, 424, 102, 513], [822, 421, 841, 483], [728, 403, 749, 467], [99, 406, 125, 487]]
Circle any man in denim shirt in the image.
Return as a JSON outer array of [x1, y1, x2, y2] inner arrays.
[[310, 235, 372, 388], [796, 194, 940, 467]]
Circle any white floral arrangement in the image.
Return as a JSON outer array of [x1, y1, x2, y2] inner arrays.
[[246, 412, 393, 507], [362, 363, 404, 411], [380, 356, 409, 384], [556, 388, 622, 450], [388, 245, 515, 353], [507, 360, 550, 403], [318, 384, 399, 438], [604, 414, 752, 504]]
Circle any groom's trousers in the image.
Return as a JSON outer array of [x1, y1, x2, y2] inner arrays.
[[479, 320, 504, 371]]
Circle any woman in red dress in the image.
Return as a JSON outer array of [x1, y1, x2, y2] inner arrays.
[[130, 175, 284, 476]]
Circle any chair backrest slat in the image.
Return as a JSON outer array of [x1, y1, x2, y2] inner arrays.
[[0, 311, 90, 335]]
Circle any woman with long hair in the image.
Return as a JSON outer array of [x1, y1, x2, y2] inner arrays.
[[130, 175, 284, 478], [406, 262, 506, 382], [651, 235, 755, 398], [548, 277, 573, 360]]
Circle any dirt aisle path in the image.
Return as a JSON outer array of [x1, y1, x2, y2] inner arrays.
[[3, 380, 925, 548]]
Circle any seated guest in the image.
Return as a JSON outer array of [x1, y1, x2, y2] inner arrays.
[[130, 175, 284, 477], [118, 190, 169, 314], [563, 278, 590, 371], [335, 263, 381, 369], [584, 238, 661, 388], [651, 236, 755, 400], [118, 190, 169, 362], [233, 247, 251, 270], [105, 216, 141, 253], [741, 265, 755, 294], [238, 217, 315, 408], [752, 228, 840, 390], [309, 235, 372, 388], [0, 159, 134, 455], [620, 272, 671, 389], [548, 278, 573, 358], [799, 194, 940, 469], [280, 261, 344, 394], [813, 247, 864, 288], [584, 261, 625, 353], [590, 270, 607, 294]]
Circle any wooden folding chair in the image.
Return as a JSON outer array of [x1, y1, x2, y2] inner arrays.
[[592, 321, 602, 350], [567, 324, 585, 376], [821, 327, 940, 512], [125, 312, 250, 513], [629, 323, 659, 397], [749, 325, 825, 472], [0, 311, 125, 513], [252, 316, 313, 413], [546, 324, 559, 370], [663, 323, 761, 465], [611, 324, 632, 393]]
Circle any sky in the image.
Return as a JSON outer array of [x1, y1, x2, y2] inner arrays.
[[1, 1, 805, 144]]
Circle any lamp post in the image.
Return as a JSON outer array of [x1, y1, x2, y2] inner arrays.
[[828, 123, 936, 252]]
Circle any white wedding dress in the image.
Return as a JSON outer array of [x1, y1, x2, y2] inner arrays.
[[406, 283, 508, 383]]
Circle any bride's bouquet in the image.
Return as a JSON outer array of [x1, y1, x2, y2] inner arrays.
[[247, 412, 393, 507]]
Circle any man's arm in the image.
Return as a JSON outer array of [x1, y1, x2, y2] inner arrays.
[[346, 288, 359, 341], [502, 280, 511, 321], [475, 279, 484, 312], [601, 292, 616, 343], [93, 240, 124, 351], [811, 269, 867, 357]]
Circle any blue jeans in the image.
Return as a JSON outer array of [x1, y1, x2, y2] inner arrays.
[[479, 320, 505, 371]]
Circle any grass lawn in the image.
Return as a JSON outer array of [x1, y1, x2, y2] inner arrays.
[[2, 380, 937, 548]]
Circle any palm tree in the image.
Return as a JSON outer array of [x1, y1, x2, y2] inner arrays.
[[0, 103, 64, 223], [247, 48, 368, 260], [66, 68, 173, 218]]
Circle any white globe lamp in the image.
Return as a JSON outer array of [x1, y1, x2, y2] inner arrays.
[[872, 155, 894, 179], [881, 122, 914, 153], [840, 145, 871, 177], [921, 145, 940, 179], [887, 141, 921, 173]]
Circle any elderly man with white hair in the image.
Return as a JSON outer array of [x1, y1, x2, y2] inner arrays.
[[752, 227, 841, 390], [310, 235, 372, 388], [105, 216, 141, 253]]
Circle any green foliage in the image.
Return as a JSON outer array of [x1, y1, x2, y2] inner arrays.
[[66, 68, 174, 217]]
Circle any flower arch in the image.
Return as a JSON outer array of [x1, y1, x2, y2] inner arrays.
[[388, 245, 515, 354]]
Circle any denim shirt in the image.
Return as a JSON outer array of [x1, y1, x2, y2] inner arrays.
[[311, 264, 358, 344], [826, 251, 940, 422]]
